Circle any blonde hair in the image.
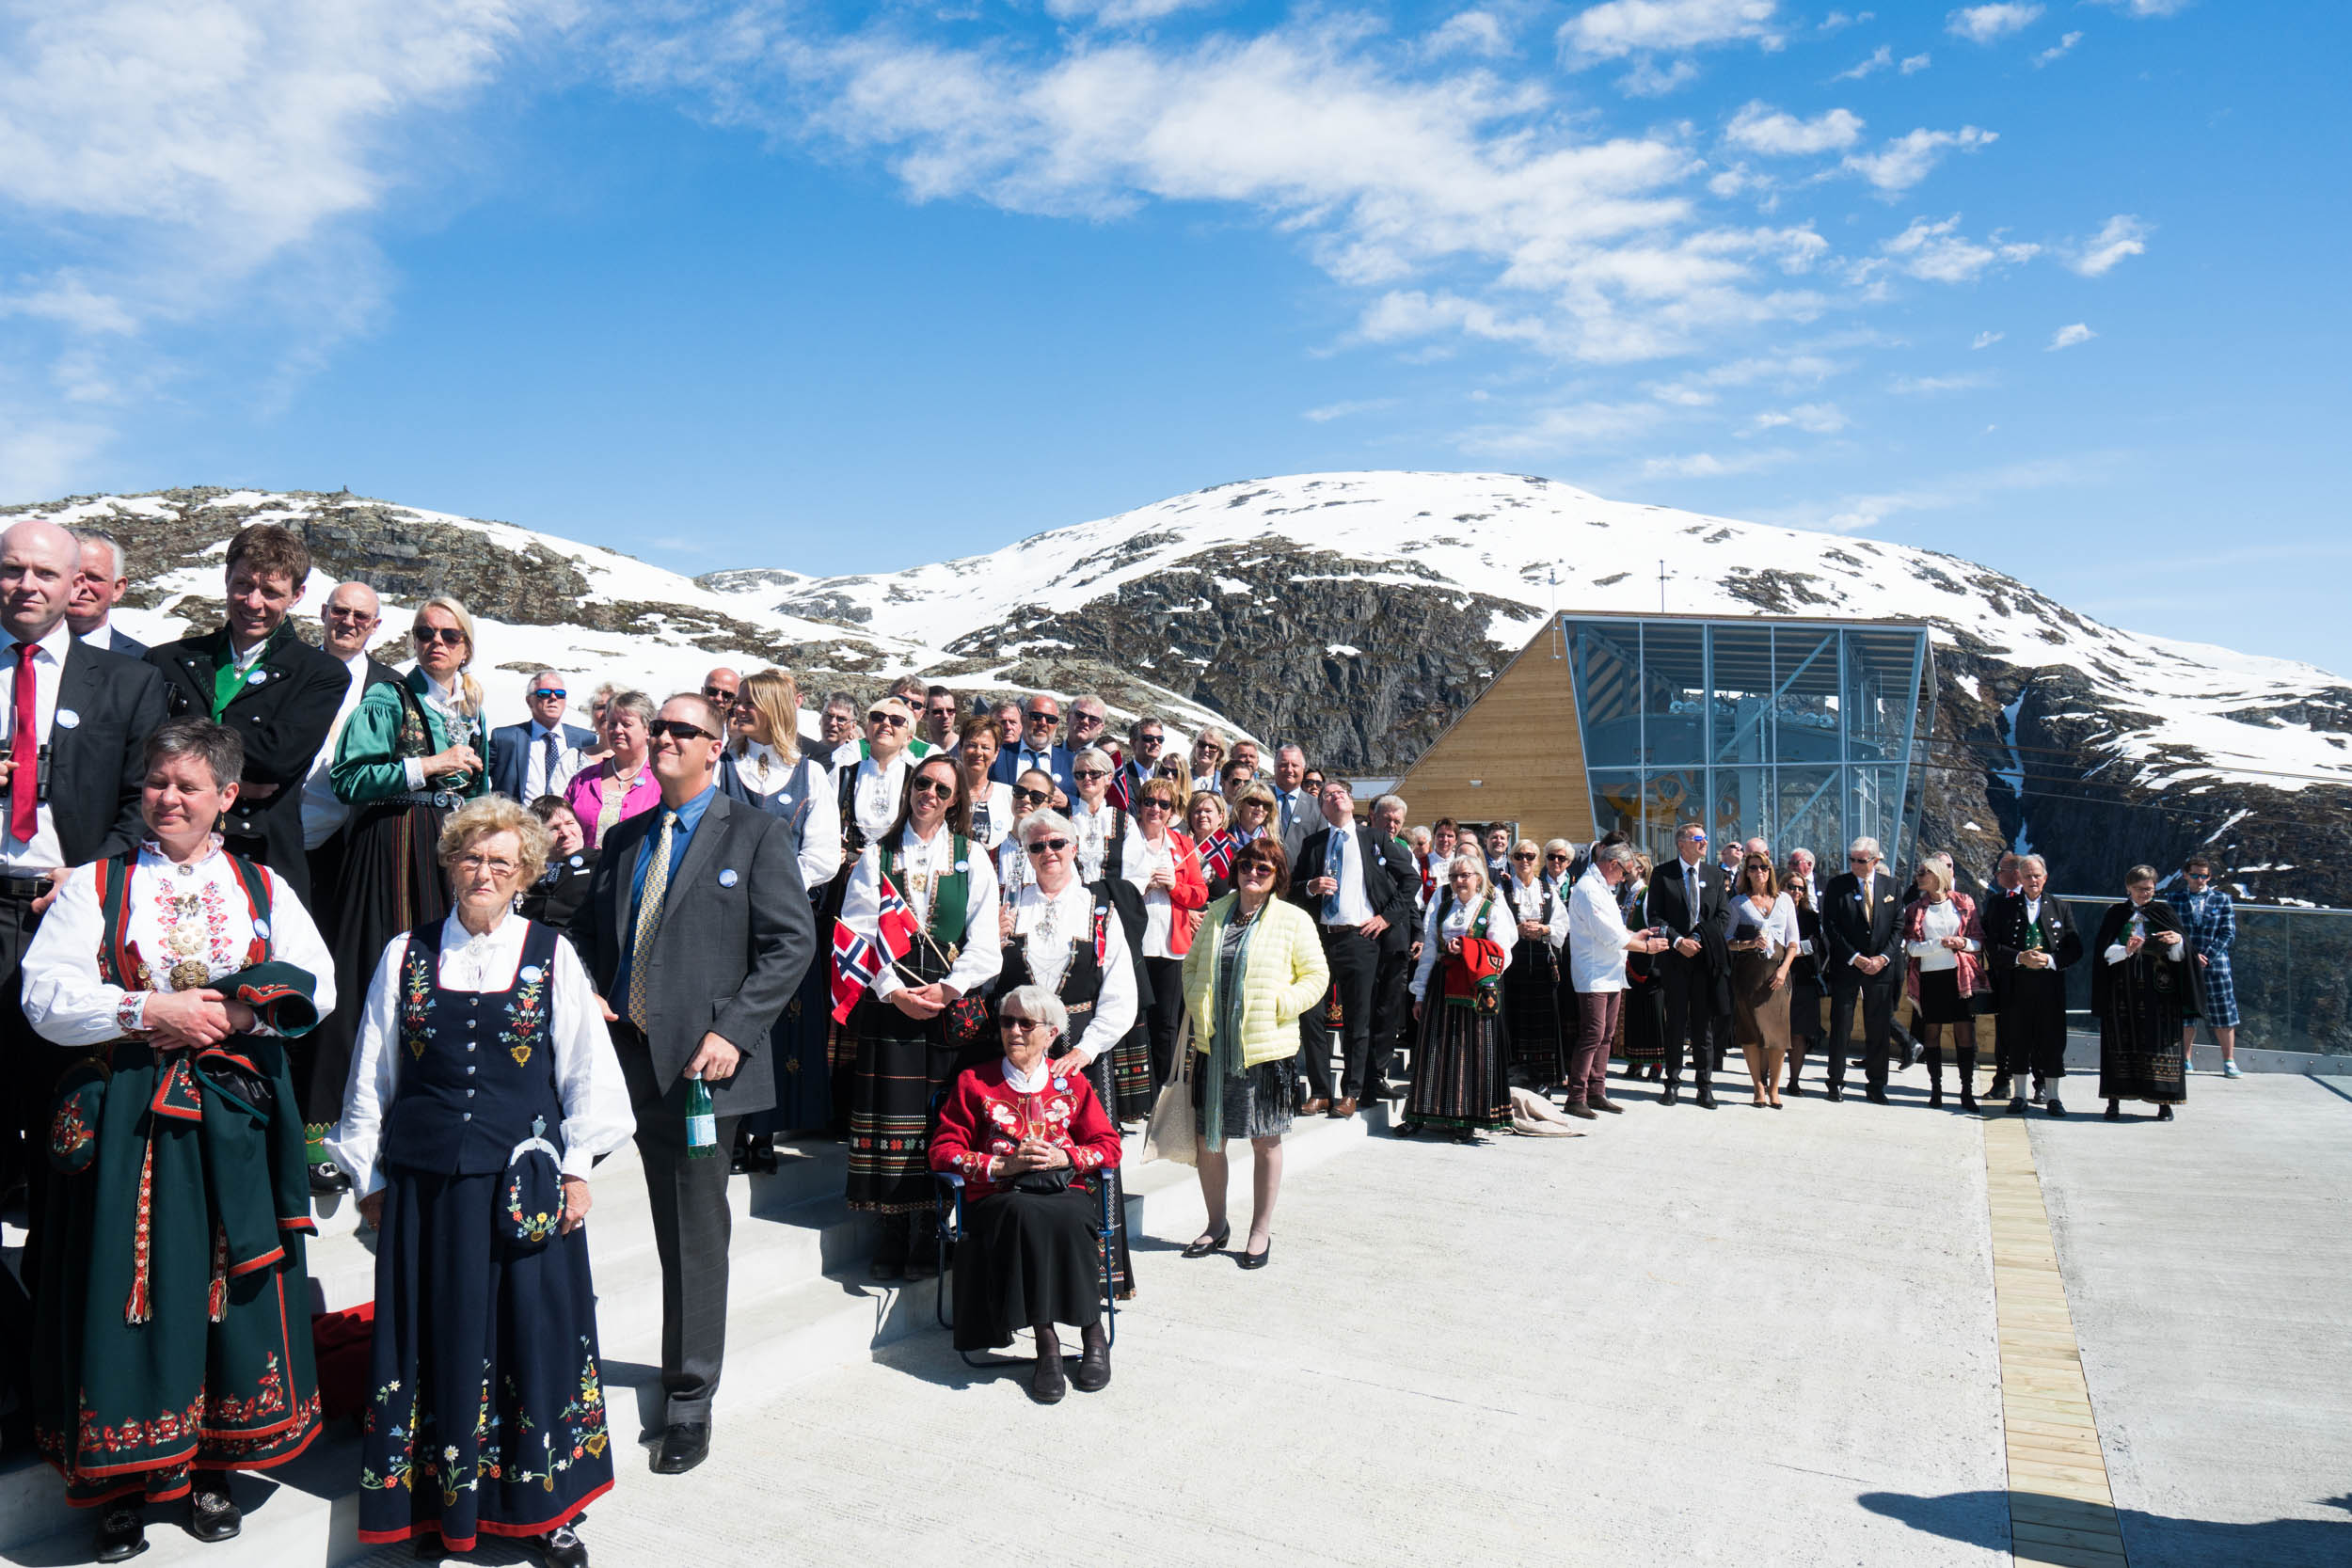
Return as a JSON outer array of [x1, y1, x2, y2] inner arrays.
[[414, 595, 484, 718], [1913, 860, 1951, 895], [438, 794, 552, 885], [731, 668, 802, 766]]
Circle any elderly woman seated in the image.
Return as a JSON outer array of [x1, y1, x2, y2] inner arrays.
[[929, 984, 1124, 1405]]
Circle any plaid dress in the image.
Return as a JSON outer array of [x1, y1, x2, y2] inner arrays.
[[2175, 886, 2240, 1027]]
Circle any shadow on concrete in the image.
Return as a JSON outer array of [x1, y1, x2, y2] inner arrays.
[[1858, 1487, 2352, 1567]]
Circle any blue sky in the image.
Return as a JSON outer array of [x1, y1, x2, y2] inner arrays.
[[4, 1, 2346, 672]]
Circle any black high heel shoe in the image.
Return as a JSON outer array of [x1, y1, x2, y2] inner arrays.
[[1181, 1226, 1231, 1259], [1239, 1238, 1272, 1271]]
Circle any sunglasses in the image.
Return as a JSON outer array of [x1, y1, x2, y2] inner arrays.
[[1137, 734, 1164, 746], [1073, 768, 1109, 782], [1025, 838, 1072, 856], [1012, 786, 1051, 805], [1136, 799, 1169, 812], [414, 626, 466, 646], [530, 688, 566, 701], [1512, 851, 1536, 861], [1026, 713, 1062, 726], [1547, 853, 1569, 863], [866, 711, 910, 728], [325, 606, 378, 622], [909, 778, 957, 800], [646, 719, 714, 743], [998, 1016, 1052, 1033], [2185, 870, 2211, 879], [1238, 858, 1277, 876]]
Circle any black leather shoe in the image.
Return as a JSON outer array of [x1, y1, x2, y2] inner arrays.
[[2008, 1096, 2027, 1116], [1824, 1085, 1845, 1102], [1693, 1086, 1717, 1110], [1660, 1083, 1679, 1106], [1987, 1075, 2011, 1101], [95, 1504, 146, 1562], [2156, 1102, 2173, 1121], [1073, 1324, 1111, 1392], [1866, 1086, 1890, 1105], [309, 1160, 351, 1195], [1181, 1227, 1230, 1259], [1929, 1086, 1945, 1109], [187, 1475, 240, 1544], [651, 1421, 710, 1475], [2047, 1097, 2069, 1118], [1239, 1238, 1272, 1270], [1960, 1091, 1978, 1113], [2105, 1100, 2122, 1120], [537, 1524, 590, 1568], [1784, 1081, 1804, 1097], [1030, 1346, 1067, 1404]]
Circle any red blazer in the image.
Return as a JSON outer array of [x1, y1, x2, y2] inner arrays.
[[930, 1059, 1124, 1203], [1150, 828, 1211, 957]]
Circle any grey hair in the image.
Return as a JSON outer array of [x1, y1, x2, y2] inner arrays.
[[2018, 854, 2048, 875], [1019, 809, 1076, 847], [1192, 725, 1229, 751], [1849, 836, 1883, 860], [1597, 843, 1638, 869], [1444, 852, 1492, 898], [1073, 746, 1114, 771], [70, 527, 126, 579], [1276, 742, 1307, 762], [144, 718, 243, 791], [996, 985, 1069, 1037], [1372, 793, 1407, 818], [606, 689, 657, 730], [821, 690, 858, 715]]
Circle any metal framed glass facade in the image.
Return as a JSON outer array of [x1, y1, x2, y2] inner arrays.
[[1565, 616, 1933, 868]]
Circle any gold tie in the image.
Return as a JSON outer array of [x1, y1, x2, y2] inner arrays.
[[626, 809, 676, 1031]]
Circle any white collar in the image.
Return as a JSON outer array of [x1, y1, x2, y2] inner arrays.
[[8, 619, 75, 664], [1003, 1055, 1052, 1094], [418, 669, 458, 706], [339, 648, 369, 676], [440, 909, 524, 952]]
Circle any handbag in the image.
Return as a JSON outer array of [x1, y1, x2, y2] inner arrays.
[[943, 994, 992, 1051], [1010, 1165, 1077, 1195], [1140, 1012, 1198, 1167]]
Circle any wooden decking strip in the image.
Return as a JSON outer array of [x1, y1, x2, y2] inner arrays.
[[1982, 1114, 2129, 1567]]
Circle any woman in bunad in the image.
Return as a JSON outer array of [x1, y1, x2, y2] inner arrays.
[[714, 669, 842, 1162], [993, 768, 1055, 925], [328, 796, 632, 1568], [1186, 791, 1236, 899], [2092, 865, 2189, 1122], [312, 596, 490, 1195], [993, 812, 1141, 1297], [1400, 855, 1517, 1142], [1498, 838, 1568, 1094], [957, 714, 1015, 853], [559, 692, 657, 854], [1901, 859, 1987, 1113], [838, 752, 1002, 1281], [1064, 748, 1153, 1122], [22, 719, 336, 1564], [1130, 776, 1209, 1088]]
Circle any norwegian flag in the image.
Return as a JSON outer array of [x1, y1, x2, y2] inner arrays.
[[829, 922, 884, 1023], [874, 875, 921, 962]]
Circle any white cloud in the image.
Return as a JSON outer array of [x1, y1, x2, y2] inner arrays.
[[2067, 214, 2152, 277], [1869, 214, 2039, 283], [1457, 398, 1669, 456], [1302, 397, 1398, 422], [1971, 329, 2005, 348], [1900, 52, 1932, 72], [2047, 322, 2096, 350], [1817, 11, 1875, 32], [1618, 55, 1702, 95], [1833, 44, 1891, 79], [1890, 371, 1994, 393], [2089, 0, 2190, 15], [1044, 0, 1221, 24], [1767, 455, 2096, 532], [1725, 102, 1864, 155], [2032, 30, 2083, 65], [1425, 10, 1514, 58], [1752, 401, 1846, 432], [1947, 5, 2043, 44], [1638, 448, 1795, 477], [1843, 125, 1996, 193], [1558, 0, 1783, 63]]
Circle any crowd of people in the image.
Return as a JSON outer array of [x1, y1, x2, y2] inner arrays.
[[0, 516, 2248, 1564]]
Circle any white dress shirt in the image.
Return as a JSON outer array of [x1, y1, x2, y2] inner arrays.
[[0, 621, 75, 873], [841, 823, 1003, 1001], [300, 649, 372, 849], [519, 720, 579, 804], [21, 842, 337, 1042], [734, 744, 843, 894], [1137, 832, 1179, 959], [1502, 872, 1568, 952], [966, 779, 1016, 851], [1906, 898, 1976, 971], [400, 672, 471, 792], [849, 752, 914, 842], [1567, 866, 1635, 992], [1410, 890, 1518, 1000], [1068, 799, 1148, 887], [1008, 879, 1138, 1054], [1318, 823, 1376, 928], [327, 911, 635, 1196], [1732, 892, 1801, 959]]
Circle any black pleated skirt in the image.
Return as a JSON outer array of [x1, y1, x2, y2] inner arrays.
[[1502, 944, 1564, 1085], [1406, 1001, 1512, 1132], [950, 1188, 1104, 1352]]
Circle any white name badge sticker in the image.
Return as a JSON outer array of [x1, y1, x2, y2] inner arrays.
[[520, 965, 544, 984], [252, 918, 271, 939], [246, 670, 266, 685], [718, 868, 739, 888], [55, 708, 80, 729]]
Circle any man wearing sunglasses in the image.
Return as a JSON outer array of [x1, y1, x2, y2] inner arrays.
[[488, 668, 594, 803], [1641, 820, 1732, 1108], [1110, 716, 1167, 809], [1820, 835, 1905, 1103], [987, 695, 1076, 802], [578, 691, 815, 1478], [147, 522, 348, 902], [296, 580, 401, 903]]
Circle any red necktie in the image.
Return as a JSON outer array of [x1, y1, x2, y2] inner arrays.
[[9, 646, 37, 843]]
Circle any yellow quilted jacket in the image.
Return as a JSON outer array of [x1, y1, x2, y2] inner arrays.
[[1181, 894, 1332, 1069]]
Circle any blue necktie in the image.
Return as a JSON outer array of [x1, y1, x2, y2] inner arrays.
[[540, 730, 557, 797], [1323, 830, 1344, 923]]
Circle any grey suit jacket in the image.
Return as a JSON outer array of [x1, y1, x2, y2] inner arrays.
[[578, 788, 818, 1117]]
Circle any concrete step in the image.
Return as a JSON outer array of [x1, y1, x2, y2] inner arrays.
[[0, 1108, 1377, 1564]]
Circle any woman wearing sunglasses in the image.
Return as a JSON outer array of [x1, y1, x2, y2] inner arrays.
[[1402, 855, 1518, 1141], [1132, 776, 1209, 1088], [1065, 748, 1155, 1120], [1178, 837, 1328, 1269], [1500, 837, 1569, 1095], [993, 811, 1140, 1295], [315, 595, 491, 1191], [994, 768, 1058, 927], [839, 753, 1003, 1279]]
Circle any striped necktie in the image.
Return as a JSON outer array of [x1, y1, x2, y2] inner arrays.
[[626, 809, 677, 1031]]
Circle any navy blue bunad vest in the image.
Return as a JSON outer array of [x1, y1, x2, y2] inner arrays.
[[381, 919, 565, 1176]]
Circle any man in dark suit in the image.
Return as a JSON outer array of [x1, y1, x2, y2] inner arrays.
[[1292, 780, 1416, 1117], [1643, 820, 1731, 1107], [147, 524, 348, 905], [0, 520, 168, 1194], [1820, 835, 1906, 1103], [1983, 852, 2082, 1116], [487, 668, 596, 802], [988, 694, 1075, 800], [578, 691, 814, 1477], [64, 530, 146, 657]]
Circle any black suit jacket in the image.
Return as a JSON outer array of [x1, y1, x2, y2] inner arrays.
[[34, 639, 167, 868], [1644, 857, 1731, 942], [1981, 891, 2084, 1005], [576, 789, 816, 1117], [1820, 869, 1905, 986], [149, 624, 349, 901], [84, 626, 149, 658], [487, 721, 596, 801], [1290, 822, 1416, 954]]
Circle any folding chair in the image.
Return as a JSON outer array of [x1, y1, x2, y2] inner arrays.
[[932, 1170, 1120, 1370]]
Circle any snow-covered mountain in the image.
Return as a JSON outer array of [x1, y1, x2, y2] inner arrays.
[[10, 474, 2347, 905]]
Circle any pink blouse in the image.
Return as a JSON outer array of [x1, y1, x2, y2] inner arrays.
[[564, 761, 660, 850]]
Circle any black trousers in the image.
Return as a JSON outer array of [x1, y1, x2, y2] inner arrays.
[[1658, 952, 1720, 1089], [1143, 955, 1185, 1088], [613, 1025, 743, 1426], [1997, 972, 2070, 1083], [1828, 975, 1900, 1090], [1368, 943, 1412, 1096], [1298, 927, 1379, 1101], [0, 885, 50, 1200]]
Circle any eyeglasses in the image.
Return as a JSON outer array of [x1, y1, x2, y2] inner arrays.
[[866, 711, 910, 728], [1849, 855, 1875, 864], [1012, 786, 1051, 805], [1025, 838, 1072, 856], [2185, 870, 2211, 879], [646, 719, 714, 742], [701, 685, 736, 701], [1073, 768, 1108, 782], [1136, 733, 1164, 746], [1512, 851, 1536, 862], [1071, 712, 1104, 726], [530, 688, 565, 701], [1025, 712, 1062, 726], [1136, 799, 1169, 813], [909, 778, 957, 800], [325, 606, 378, 623], [1546, 853, 1569, 863], [998, 1016, 1052, 1034], [1682, 832, 1707, 845], [414, 626, 466, 646], [453, 853, 517, 878], [1237, 857, 1277, 876]]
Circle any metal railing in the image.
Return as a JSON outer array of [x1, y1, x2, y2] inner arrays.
[[2054, 895, 2351, 1056]]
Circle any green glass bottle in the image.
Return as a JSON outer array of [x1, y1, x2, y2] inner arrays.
[[685, 1077, 719, 1160]]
